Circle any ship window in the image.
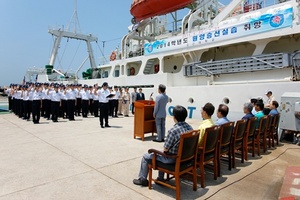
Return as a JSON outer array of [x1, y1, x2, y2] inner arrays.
[[223, 97, 230, 104], [115, 70, 119, 77], [188, 98, 194, 103], [173, 65, 177, 70], [102, 71, 108, 78]]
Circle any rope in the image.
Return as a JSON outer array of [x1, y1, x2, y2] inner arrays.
[[66, 40, 81, 72]]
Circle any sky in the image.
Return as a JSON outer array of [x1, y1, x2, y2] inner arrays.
[[0, 0, 231, 87]]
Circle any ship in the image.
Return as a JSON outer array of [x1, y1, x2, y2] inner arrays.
[[27, 0, 300, 120]]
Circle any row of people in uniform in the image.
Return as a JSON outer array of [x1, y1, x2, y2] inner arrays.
[[5, 82, 146, 125]]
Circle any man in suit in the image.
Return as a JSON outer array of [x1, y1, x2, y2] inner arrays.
[[136, 88, 145, 101], [153, 84, 168, 142]]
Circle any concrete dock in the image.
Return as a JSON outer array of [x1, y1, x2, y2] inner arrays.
[[0, 110, 299, 200]]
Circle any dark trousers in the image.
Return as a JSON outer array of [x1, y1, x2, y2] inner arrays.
[[67, 99, 75, 120], [112, 99, 118, 117], [61, 100, 68, 118], [18, 99, 23, 118], [32, 100, 41, 123], [12, 98, 17, 114], [8, 96, 12, 110], [93, 101, 99, 117], [42, 99, 51, 119], [76, 98, 82, 116], [51, 101, 60, 122], [46, 99, 52, 119], [41, 99, 47, 117], [108, 100, 113, 116], [28, 101, 32, 119], [89, 99, 94, 115], [82, 100, 89, 117], [23, 100, 29, 119], [131, 102, 135, 114], [99, 102, 109, 126]]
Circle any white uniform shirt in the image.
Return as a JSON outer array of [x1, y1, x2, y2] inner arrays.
[[112, 90, 119, 100], [16, 90, 22, 100], [97, 88, 110, 103], [60, 90, 67, 100], [89, 90, 93, 99], [75, 88, 82, 98], [32, 90, 42, 100], [66, 89, 77, 100], [23, 90, 30, 101], [50, 90, 61, 102], [92, 89, 99, 101], [6, 88, 11, 97], [80, 89, 90, 100], [28, 89, 34, 101], [42, 88, 51, 100]]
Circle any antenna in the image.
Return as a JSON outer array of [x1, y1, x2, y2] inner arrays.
[[67, 0, 81, 33]]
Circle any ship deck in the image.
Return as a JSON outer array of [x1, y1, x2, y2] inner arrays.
[[0, 98, 299, 200]]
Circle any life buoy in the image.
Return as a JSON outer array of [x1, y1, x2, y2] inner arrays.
[[130, 67, 135, 75], [110, 51, 116, 61], [154, 64, 159, 73]]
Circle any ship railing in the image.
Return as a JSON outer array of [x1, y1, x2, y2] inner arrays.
[[290, 50, 300, 80], [183, 52, 290, 76], [219, 0, 290, 18]]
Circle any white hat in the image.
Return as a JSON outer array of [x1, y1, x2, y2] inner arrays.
[[265, 89, 272, 95]]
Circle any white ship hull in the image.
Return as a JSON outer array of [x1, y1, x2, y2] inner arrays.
[[35, 0, 300, 120]]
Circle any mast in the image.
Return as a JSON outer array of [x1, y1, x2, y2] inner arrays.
[[48, 0, 98, 78]]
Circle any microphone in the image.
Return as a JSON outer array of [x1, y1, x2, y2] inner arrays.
[[149, 92, 153, 104]]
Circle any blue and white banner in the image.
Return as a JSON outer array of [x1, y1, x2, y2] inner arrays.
[[144, 5, 293, 55]]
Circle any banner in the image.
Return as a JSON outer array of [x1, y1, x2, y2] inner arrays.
[[144, 4, 293, 55]]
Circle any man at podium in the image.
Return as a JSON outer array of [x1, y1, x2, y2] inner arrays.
[[153, 84, 168, 142]]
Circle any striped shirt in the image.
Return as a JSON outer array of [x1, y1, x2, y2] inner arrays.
[[164, 121, 193, 154]]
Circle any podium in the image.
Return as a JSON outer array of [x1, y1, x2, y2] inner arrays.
[[134, 100, 156, 141]]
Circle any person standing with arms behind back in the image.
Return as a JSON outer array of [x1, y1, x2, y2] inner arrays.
[[131, 87, 137, 114], [153, 84, 168, 142]]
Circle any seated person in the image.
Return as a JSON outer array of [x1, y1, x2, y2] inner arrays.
[[254, 101, 265, 127], [242, 102, 254, 120], [215, 104, 230, 126], [250, 98, 258, 115], [269, 100, 279, 117], [133, 105, 193, 186], [198, 102, 215, 146]]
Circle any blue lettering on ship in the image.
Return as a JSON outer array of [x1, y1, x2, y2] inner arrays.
[[168, 106, 196, 119]]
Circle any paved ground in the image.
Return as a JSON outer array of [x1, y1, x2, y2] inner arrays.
[[0, 111, 299, 200]]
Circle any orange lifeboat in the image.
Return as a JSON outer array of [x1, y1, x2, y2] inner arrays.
[[130, 0, 194, 22]]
